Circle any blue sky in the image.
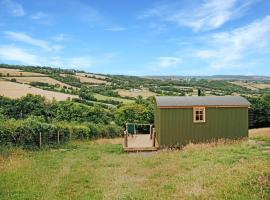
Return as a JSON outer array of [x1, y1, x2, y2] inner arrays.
[[0, 0, 270, 75]]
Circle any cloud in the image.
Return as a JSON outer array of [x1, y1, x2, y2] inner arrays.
[[195, 15, 270, 70], [4, 31, 63, 52], [30, 11, 52, 25], [0, 0, 25, 17], [150, 56, 182, 71], [140, 0, 256, 32], [104, 26, 126, 31], [31, 12, 47, 20], [0, 45, 38, 65]]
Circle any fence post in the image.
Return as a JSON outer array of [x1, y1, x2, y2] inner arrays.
[[150, 124, 153, 139], [152, 128, 156, 147], [57, 130, 60, 144], [39, 132, 42, 149], [124, 131, 128, 147]]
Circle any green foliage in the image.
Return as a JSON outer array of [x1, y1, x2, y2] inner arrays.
[[248, 95, 270, 127], [115, 97, 154, 125], [79, 86, 97, 101], [0, 117, 69, 148], [51, 74, 81, 87]]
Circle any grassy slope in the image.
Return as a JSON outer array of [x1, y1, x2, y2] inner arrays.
[[0, 137, 269, 200]]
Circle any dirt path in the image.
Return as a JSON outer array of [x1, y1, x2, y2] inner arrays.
[[249, 127, 270, 137], [249, 127, 270, 154]]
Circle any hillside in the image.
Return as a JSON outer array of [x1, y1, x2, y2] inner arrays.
[[1, 64, 269, 104]]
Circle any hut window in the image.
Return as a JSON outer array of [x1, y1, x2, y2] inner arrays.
[[193, 107, 205, 123]]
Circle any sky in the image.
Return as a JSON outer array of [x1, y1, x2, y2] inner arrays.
[[0, 0, 270, 76]]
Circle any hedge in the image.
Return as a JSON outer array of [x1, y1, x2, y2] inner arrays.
[[0, 118, 124, 148]]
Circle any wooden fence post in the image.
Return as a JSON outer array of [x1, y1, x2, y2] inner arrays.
[[150, 125, 153, 139], [57, 130, 60, 144], [39, 132, 42, 149], [124, 131, 128, 147], [152, 128, 156, 147]]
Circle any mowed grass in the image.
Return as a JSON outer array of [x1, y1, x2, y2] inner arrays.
[[5, 76, 74, 89], [0, 68, 46, 77], [231, 81, 270, 91], [0, 80, 78, 101], [116, 89, 157, 99], [0, 136, 269, 200]]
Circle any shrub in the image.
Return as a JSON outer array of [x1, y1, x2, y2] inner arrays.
[[0, 117, 71, 148]]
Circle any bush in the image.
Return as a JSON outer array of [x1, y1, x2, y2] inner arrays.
[[0, 117, 71, 148]]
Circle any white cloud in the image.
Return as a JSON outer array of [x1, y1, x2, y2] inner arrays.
[[0, 45, 38, 65], [150, 56, 182, 71], [30, 11, 53, 25], [5, 31, 49, 49], [104, 26, 126, 31], [31, 12, 47, 20], [196, 15, 270, 70], [0, 0, 25, 17], [140, 0, 256, 32], [4, 31, 63, 52]]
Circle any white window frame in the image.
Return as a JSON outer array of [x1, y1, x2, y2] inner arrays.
[[193, 107, 206, 123]]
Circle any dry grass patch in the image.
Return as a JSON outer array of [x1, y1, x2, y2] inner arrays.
[[0, 68, 46, 77], [0, 80, 78, 101], [230, 81, 259, 90], [231, 81, 270, 91], [60, 73, 108, 84], [75, 75, 108, 84], [249, 128, 270, 137], [117, 88, 157, 98], [5, 76, 73, 88], [76, 72, 107, 80]]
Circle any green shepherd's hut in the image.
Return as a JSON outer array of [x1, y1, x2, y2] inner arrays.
[[154, 96, 251, 147]]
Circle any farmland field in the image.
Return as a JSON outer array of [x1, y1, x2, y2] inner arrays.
[[4, 76, 74, 88], [94, 93, 134, 104], [231, 81, 270, 91], [0, 130, 269, 200], [75, 75, 108, 84], [76, 72, 107, 80], [117, 88, 157, 98], [0, 80, 78, 101], [0, 68, 46, 77]]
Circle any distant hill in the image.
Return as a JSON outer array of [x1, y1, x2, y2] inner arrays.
[[145, 75, 270, 81]]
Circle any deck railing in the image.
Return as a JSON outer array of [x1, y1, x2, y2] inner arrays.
[[124, 131, 128, 147]]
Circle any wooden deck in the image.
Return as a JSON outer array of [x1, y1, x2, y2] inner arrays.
[[123, 134, 158, 152]]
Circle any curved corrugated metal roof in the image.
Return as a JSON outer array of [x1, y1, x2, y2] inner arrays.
[[155, 96, 251, 107]]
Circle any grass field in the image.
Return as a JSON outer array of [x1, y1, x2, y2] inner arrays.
[[94, 93, 134, 104], [0, 80, 78, 101], [76, 72, 107, 80], [231, 81, 270, 91], [117, 88, 157, 99], [4, 77, 74, 89], [0, 68, 46, 77], [75, 74, 108, 84], [0, 131, 269, 200]]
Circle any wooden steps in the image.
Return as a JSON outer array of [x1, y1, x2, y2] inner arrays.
[[123, 146, 158, 152]]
